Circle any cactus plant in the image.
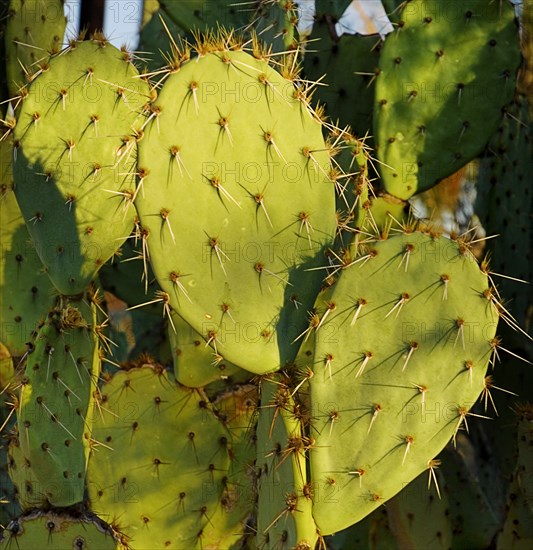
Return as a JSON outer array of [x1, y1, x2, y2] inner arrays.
[[0, 0, 531, 546]]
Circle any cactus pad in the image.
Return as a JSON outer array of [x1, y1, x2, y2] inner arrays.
[[87, 364, 247, 549], [135, 42, 336, 375], [309, 230, 499, 534], [0, 137, 55, 358], [4, 0, 66, 96], [374, 0, 521, 199], [13, 38, 149, 295], [16, 299, 100, 506], [0, 511, 125, 549]]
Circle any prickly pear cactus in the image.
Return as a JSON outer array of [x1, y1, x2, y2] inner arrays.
[[374, 0, 521, 199], [168, 310, 248, 388], [303, 15, 382, 140], [255, 375, 317, 549], [87, 363, 247, 549], [6, 425, 41, 511], [135, 38, 336, 375], [386, 468, 452, 549], [0, 0, 529, 546], [4, 0, 66, 96], [516, 405, 533, 516], [497, 407, 533, 550], [308, 229, 499, 533], [0, 136, 55, 359], [0, 511, 125, 549], [12, 38, 149, 295], [15, 297, 100, 507], [476, 94, 533, 331]]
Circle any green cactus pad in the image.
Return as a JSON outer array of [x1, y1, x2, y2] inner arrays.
[[0, 395, 20, 526], [250, 0, 299, 52], [256, 376, 318, 549], [13, 38, 150, 295], [476, 94, 533, 331], [138, 9, 186, 73], [0, 511, 125, 549], [374, 0, 521, 199], [169, 311, 250, 388], [16, 299, 100, 507], [0, 342, 15, 391], [303, 21, 382, 140], [497, 470, 533, 549], [135, 44, 336, 375], [87, 364, 247, 549], [7, 427, 42, 510], [440, 442, 501, 549], [4, 0, 66, 96], [212, 384, 258, 546], [386, 469, 452, 549], [158, 0, 248, 36], [516, 406, 533, 517], [309, 230, 499, 534], [0, 137, 55, 359], [323, 507, 396, 550]]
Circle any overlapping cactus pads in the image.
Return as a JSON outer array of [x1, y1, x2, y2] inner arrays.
[[0, 0, 530, 545]]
